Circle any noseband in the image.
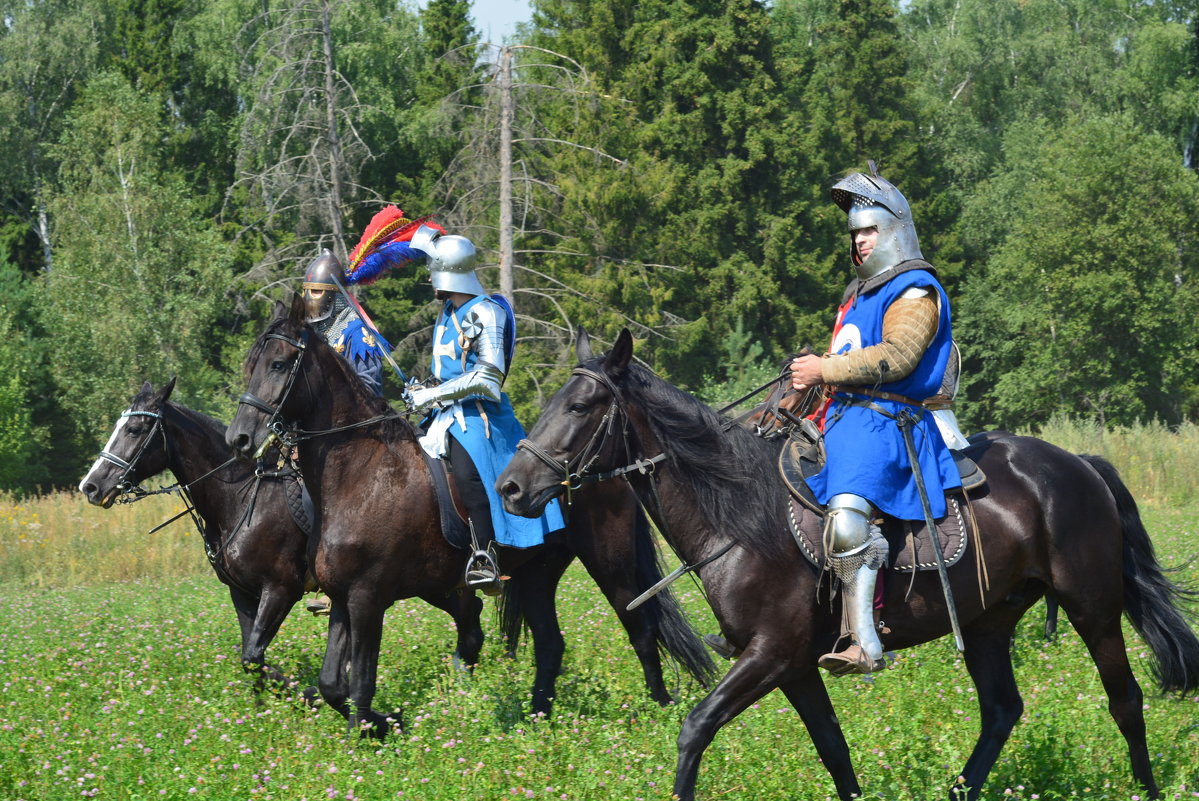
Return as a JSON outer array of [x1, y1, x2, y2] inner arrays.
[[516, 366, 664, 505], [97, 409, 166, 496]]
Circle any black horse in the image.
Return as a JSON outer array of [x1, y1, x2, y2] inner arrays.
[[498, 328, 1199, 801], [78, 378, 486, 689], [224, 299, 715, 736]]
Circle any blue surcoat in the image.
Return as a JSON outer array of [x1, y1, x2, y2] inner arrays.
[[806, 268, 962, 520], [420, 295, 564, 547]]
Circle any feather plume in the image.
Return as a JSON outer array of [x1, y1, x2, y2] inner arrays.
[[345, 205, 445, 285]]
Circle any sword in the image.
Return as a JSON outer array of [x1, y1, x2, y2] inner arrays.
[[326, 271, 410, 385], [897, 407, 965, 652]]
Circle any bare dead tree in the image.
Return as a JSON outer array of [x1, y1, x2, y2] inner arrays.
[[431, 43, 682, 362], [225, 0, 394, 298]]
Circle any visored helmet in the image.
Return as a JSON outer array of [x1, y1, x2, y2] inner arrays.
[[409, 224, 485, 296], [830, 166, 923, 280], [301, 250, 344, 324]]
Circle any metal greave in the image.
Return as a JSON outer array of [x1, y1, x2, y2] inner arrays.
[[824, 494, 888, 661]]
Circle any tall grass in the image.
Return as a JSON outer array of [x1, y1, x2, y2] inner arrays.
[[1028, 417, 1199, 507], [4, 417, 1195, 590], [0, 490, 209, 588]]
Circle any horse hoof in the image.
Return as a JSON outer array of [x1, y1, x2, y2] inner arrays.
[[301, 686, 322, 707]]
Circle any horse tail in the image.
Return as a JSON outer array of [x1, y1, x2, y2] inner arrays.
[[496, 573, 523, 659], [1080, 453, 1199, 694], [632, 505, 720, 688]]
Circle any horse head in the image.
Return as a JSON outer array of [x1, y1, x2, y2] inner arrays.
[[78, 377, 177, 507], [226, 295, 318, 460], [499, 326, 635, 517]]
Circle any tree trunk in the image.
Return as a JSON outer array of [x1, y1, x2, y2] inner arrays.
[[498, 45, 515, 305]]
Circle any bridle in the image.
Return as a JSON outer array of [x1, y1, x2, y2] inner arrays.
[[516, 362, 733, 607], [515, 365, 665, 506], [235, 326, 405, 455], [237, 329, 312, 456], [96, 409, 167, 499]]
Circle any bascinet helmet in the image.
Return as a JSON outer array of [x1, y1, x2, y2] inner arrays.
[[301, 249, 344, 324], [830, 164, 923, 280], [409, 224, 484, 296]]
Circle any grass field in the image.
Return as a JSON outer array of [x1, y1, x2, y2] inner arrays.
[[0, 501, 1196, 800]]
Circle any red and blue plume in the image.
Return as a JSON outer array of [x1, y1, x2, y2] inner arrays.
[[344, 205, 445, 286]]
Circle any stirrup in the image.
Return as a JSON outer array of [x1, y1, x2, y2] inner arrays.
[[818, 643, 886, 676], [465, 549, 502, 597], [703, 634, 742, 660], [306, 594, 331, 617]]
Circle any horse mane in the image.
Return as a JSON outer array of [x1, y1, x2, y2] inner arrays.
[[130, 384, 226, 440], [250, 314, 417, 444], [608, 359, 791, 560]]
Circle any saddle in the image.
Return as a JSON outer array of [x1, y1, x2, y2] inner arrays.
[[778, 427, 985, 573], [419, 449, 473, 551]]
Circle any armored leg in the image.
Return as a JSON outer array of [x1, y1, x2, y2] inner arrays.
[[819, 493, 888, 676]]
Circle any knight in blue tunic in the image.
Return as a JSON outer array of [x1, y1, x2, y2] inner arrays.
[[405, 227, 565, 594], [789, 165, 963, 676]]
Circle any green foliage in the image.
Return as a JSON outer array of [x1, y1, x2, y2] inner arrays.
[[3, 0, 1199, 485], [41, 71, 231, 465], [956, 115, 1199, 430]]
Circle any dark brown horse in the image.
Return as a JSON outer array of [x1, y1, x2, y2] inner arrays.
[[498, 327, 1199, 801], [225, 299, 715, 736], [78, 379, 486, 690]]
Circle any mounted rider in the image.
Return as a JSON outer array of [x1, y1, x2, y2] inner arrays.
[[789, 164, 963, 676], [301, 249, 391, 397], [404, 225, 566, 594]]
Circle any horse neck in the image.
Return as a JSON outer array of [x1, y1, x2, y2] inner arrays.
[[297, 347, 419, 496], [161, 403, 246, 530], [619, 397, 724, 564]]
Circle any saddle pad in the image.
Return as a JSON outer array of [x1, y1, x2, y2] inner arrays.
[[787, 493, 969, 573], [283, 472, 315, 538], [420, 449, 472, 551]]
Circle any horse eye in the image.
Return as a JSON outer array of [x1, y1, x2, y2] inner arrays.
[[270, 359, 289, 371], [568, 402, 589, 414]]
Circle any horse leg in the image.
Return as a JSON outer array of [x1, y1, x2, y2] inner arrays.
[[345, 596, 396, 739], [779, 670, 861, 799], [316, 603, 353, 721], [508, 551, 570, 717], [674, 649, 787, 801], [242, 584, 302, 689], [1063, 605, 1157, 797], [420, 590, 483, 670], [955, 602, 1032, 801]]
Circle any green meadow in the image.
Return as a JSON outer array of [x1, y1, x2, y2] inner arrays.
[[1, 422, 1197, 800]]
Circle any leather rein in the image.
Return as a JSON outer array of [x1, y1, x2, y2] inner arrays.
[[515, 365, 733, 606], [235, 329, 407, 456]]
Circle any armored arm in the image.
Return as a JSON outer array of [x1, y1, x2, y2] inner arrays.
[[408, 300, 508, 409], [822, 289, 939, 385]]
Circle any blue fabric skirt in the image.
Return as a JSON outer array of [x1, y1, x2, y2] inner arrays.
[[807, 400, 962, 520], [446, 395, 565, 548]]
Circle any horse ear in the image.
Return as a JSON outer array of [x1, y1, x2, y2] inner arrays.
[[604, 328, 633, 379], [287, 293, 305, 324], [156, 376, 177, 404], [575, 326, 595, 363]]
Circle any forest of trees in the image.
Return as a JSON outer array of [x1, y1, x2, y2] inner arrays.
[[0, 0, 1196, 492]]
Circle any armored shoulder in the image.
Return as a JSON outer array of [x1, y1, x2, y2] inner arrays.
[[461, 298, 508, 375]]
